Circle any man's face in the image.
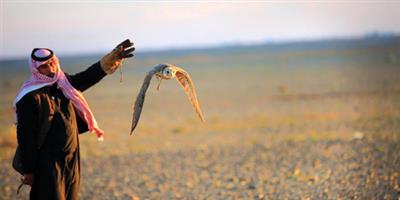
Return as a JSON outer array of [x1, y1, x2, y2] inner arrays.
[[37, 59, 57, 77]]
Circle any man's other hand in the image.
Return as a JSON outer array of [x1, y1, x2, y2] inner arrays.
[[22, 173, 34, 185]]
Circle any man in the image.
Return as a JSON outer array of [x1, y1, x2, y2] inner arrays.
[[13, 39, 134, 200]]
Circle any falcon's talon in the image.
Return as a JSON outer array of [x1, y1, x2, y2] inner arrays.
[[156, 78, 162, 91]]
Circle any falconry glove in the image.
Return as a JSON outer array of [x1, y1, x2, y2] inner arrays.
[[100, 39, 135, 74]]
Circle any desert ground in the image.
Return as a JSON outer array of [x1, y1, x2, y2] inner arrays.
[[0, 38, 399, 199]]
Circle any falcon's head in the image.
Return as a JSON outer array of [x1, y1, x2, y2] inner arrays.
[[157, 64, 177, 80]]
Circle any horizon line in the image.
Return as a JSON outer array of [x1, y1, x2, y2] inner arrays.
[[1, 32, 399, 61]]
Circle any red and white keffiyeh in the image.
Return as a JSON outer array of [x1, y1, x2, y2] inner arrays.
[[13, 48, 104, 141]]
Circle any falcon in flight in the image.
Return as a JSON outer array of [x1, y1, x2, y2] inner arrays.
[[130, 63, 205, 134]]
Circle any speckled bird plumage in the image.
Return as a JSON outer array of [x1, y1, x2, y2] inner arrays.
[[130, 64, 205, 134]]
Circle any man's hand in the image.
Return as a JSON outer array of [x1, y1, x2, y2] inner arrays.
[[100, 39, 135, 74], [22, 173, 34, 186]]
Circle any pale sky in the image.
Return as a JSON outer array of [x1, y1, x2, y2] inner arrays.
[[1, 1, 400, 59]]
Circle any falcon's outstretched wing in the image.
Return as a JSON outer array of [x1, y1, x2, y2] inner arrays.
[[171, 66, 205, 122], [130, 64, 166, 134]]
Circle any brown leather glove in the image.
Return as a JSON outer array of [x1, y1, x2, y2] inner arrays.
[[100, 39, 135, 74]]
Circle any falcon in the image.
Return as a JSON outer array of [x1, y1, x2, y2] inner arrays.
[[130, 64, 205, 134]]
